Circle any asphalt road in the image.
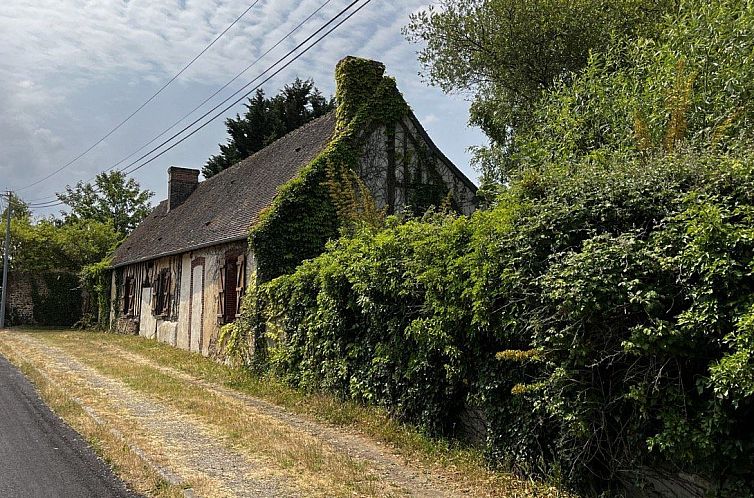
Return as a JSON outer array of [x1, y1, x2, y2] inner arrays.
[[0, 354, 140, 498]]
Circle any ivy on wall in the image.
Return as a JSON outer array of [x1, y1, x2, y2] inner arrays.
[[222, 57, 456, 363], [249, 56, 448, 284], [80, 258, 112, 329]]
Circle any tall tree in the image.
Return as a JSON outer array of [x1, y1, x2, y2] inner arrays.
[[404, 0, 675, 183], [203, 78, 335, 178], [57, 171, 153, 237]]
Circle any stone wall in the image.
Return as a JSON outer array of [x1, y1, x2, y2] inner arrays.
[[4, 271, 83, 326]]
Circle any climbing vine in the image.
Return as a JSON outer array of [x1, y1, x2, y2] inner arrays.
[[225, 57, 455, 362], [249, 56, 446, 284], [80, 258, 112, 329]]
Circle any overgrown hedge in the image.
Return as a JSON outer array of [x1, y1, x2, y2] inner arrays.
[[251, 150, 754, 495]]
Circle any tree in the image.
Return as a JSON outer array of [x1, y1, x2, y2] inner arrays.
[[404, 0, 675, 183], [203, 78, 335, 178], [8, 218, 119, 273], [57, 171, 153, 237], [1, 195, 31, 223]]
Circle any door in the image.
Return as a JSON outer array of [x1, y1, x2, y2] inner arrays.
[[140, 287, 156, 339]]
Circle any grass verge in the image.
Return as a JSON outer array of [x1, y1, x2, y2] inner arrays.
[[32, 329, 569, 497], [0, 339, 186, 498]]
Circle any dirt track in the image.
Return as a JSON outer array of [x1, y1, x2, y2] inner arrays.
[[0, 331, 467, 498]]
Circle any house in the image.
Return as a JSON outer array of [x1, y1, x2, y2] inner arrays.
[[109, 56, 477, 355]]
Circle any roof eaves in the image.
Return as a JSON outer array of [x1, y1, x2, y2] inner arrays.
[[406, 111, 479, 194], [110, 234, 248, 269]]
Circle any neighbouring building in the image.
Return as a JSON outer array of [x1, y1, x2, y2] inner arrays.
[[109, 56, 477, 355]]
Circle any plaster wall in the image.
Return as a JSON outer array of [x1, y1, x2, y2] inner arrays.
[[113, 240, 251, 357], [359, 117, 476, 216]]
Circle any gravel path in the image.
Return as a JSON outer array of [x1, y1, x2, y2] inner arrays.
[[7, 333, 298, 498], [94, 340, 462, 498]]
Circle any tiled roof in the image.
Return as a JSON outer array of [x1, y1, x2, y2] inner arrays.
[[111, 111, 336, 267]]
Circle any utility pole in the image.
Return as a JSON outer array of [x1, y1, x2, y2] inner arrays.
[[0, 191, 12, 329]]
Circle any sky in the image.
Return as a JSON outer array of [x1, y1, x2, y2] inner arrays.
[[0, 0, 487, 215]]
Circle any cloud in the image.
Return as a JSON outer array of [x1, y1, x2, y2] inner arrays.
[[0, 0, 482, 205], [422, 114, 439, 124]]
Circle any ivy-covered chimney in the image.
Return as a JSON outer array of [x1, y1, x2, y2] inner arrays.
[[167, 167, 199, 212], [335, 56, 386, 128]]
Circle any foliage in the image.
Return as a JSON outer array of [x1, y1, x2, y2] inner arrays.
[[203, 78, 335, 178], [249, 58, 412, 284], [226, 1, 754, 495], [7, 216, 119, 273], [54, 170, 152, 327], [57, 170, 153, 237], [29, 272, 83, 326], [253, 151, 754, 494], [511, 0, 754, 178], [1, 195, 31, 222], [404, 0, 675, 183], [79, 258, 112, 329]]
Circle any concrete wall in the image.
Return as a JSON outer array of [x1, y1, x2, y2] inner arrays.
[[112, 241, 253, 357]]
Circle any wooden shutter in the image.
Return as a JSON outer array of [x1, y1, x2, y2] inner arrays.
[[217, 263, 226, 322], [127, 278, 136, 315], [163, 272, 172, 316], [120, 275, 127, 313], [150, 275, 158, 314], [235, 255, 245, 317]]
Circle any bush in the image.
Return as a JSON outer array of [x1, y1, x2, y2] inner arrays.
[[246, 150, 754, 494], [235, 1, 754, 493]]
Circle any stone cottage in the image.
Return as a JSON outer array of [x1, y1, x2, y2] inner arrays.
[[109, 56, 477, 355]]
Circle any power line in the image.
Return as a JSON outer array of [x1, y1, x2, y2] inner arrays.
[[109, 0, 336, 178], [14, 0, 262, 193], [23, 0, 373, 210], [121, 0, 371, 177], [24, 0, 335, 205], [25, 200, 65, 209]]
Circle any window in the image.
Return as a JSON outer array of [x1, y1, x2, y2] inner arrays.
[[217, 253, 246, 324], [122, 276, 136, 316], [152, 268, 172, 317]]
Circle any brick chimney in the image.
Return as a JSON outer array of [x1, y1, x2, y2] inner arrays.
[[167, 167, 199, 212]]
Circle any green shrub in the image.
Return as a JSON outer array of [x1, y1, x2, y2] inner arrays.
[[236, 1, 754, 494], [248, 151, 754, 494]]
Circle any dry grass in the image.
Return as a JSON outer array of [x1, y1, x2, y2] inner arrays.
[[55, 348, 383, 496], [5, 329, 572, 497], [0, 340, 186, 498]]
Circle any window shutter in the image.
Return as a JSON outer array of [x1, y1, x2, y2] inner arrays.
[[164, 272, 172, 316], [127, 278, 136, 315], [235, 255, 245, 317], [217, 263, 226, 321], [150, 276, 157, 314], [120, 276, 127, 313]]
